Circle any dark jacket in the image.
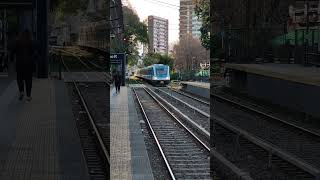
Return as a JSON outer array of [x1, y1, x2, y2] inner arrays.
[[114, 74, 121, 85], [11, 39, 38, 72]]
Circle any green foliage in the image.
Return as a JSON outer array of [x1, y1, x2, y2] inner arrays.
[[211, 64, 220, 73], [158, 54, 174, 70], [52, 0, 89, 18], [143, 53, 160, 66], [123, 6, 148, 44], [143, 53, 174, 70], [111, 6, 148, 65], [211, 34, 224, 58], [194, 0, 210, 50], [170, 72, 180, 80]]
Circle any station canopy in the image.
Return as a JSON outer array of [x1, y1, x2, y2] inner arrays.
[[0, 1, 33, 8]]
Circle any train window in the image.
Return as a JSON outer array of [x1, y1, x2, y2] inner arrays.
[[149, 69, 153, 75], [155, 68, 167, 75]]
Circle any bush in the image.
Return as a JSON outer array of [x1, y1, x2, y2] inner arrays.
[[170, 72, 180, 80]]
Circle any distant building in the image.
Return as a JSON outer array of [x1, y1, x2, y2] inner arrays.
[[288, 0, 320, 30], [179, 0, 202, 40], [146, 15, 169, 54]]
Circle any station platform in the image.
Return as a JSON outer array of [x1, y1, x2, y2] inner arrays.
[[225, 63, 320, 118], [225, 63, 320, 87], [181, 81, 210, 89], [180, 81, 210, 99], [110, 86, 154, 180], [0, 77, 89, 180]]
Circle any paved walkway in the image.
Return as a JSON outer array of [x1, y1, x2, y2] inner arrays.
[[0, 78, 89, 180], [110, 86, 154, 180], [110, 86, 132, 180]]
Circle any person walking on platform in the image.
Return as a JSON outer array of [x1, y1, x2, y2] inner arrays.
[[114, 71, 121, 94], [10, 30, 38, 101]]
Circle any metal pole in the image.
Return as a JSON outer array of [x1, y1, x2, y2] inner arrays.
[[59, 52, 62, 80], [3, 9, 6, 62], [305, 1, 309, 65], [36, 0, 48, 78], [122, 53, 126, 86]]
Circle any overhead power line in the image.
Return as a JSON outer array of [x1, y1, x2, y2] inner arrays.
[[142, 0, 180, 9]]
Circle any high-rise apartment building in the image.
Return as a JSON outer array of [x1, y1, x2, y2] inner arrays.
[[179, 0, 202, 40], [147, 15, 169, 54], [288, 0, 320, 30]]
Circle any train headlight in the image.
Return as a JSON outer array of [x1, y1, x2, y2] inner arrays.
[[152, 76, 158, 80]]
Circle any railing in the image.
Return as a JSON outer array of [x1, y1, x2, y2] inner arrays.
[[217, 27, 320, 67]]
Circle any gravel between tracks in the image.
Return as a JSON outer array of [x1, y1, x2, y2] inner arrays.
[[214, 99, 320, 170], [77, 82, 110, 153], [67, 83, 109, 180], [135, 88, 210, 179], [160, 87, 210, 114], [153, 88, 210, 134], [132, 88, 171, 179]]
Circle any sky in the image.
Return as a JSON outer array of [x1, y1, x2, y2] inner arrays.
[[127, 0, 180, 46]]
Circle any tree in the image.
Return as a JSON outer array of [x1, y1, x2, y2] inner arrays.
[[158, 54, 174, 70], [143, 53, 174, 71], [172, 35, 209, 71], [143, 53, 160, 66], [193, 0, 210, 50], [110, 6, 148, 65], [51, 0, 89, 18]]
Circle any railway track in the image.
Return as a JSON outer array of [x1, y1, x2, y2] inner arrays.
[[212, 92, 320, 179], [152, 87, 210, 141], [133, 86, 257, 179], [158, 87, 210, 114], [56, 48, 105, 71], [133, 87, 210, 179], [59, 51, 110, 179], [169, 87, 210, 104]]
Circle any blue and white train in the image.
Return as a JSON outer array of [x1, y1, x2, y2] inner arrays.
[[135, 64, 170, 86]]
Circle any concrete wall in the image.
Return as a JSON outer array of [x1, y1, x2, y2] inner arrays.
[[181, 84, 210, 99], [246, 73, 320, 118]]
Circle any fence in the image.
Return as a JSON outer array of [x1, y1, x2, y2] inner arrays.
[[171, 70, 210, 82], [217, 27, 320, 66]]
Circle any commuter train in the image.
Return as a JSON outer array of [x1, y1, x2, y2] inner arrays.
[[135, 64, 170, 86]]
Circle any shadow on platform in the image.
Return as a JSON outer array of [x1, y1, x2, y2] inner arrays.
[[0, 77, 89, 179]]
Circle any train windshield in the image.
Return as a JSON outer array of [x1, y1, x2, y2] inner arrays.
[[155, 67, 167, 75]]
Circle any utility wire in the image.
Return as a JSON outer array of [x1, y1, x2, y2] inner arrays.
[[141, 0, 180, 9]]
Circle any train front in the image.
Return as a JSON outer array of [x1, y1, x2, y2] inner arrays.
[[152, 64, 170, 86]]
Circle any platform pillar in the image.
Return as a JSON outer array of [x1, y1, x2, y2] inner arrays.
[[36, 0, 48, 78]]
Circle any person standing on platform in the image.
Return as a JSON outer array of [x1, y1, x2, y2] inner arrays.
[[10, 30, 38, 101], [114, 71, 121, 94]]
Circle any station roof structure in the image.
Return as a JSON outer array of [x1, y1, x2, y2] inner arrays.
[[0, 1, 33, 7]]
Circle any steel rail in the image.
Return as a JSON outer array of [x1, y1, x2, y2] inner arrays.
[[52, 48, 108, 83], [169, 87, 210, 105], [132, 87, 176, 180], [142, 87, 255, 179], [60, 53, 110, 167], [213, 114, 320, 179], [144, 87, 210, 151], [59, 48, 105, 70], [149, 87, 210, 138], [211, 92, 320, 138], [155, 87, 209, 118]]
